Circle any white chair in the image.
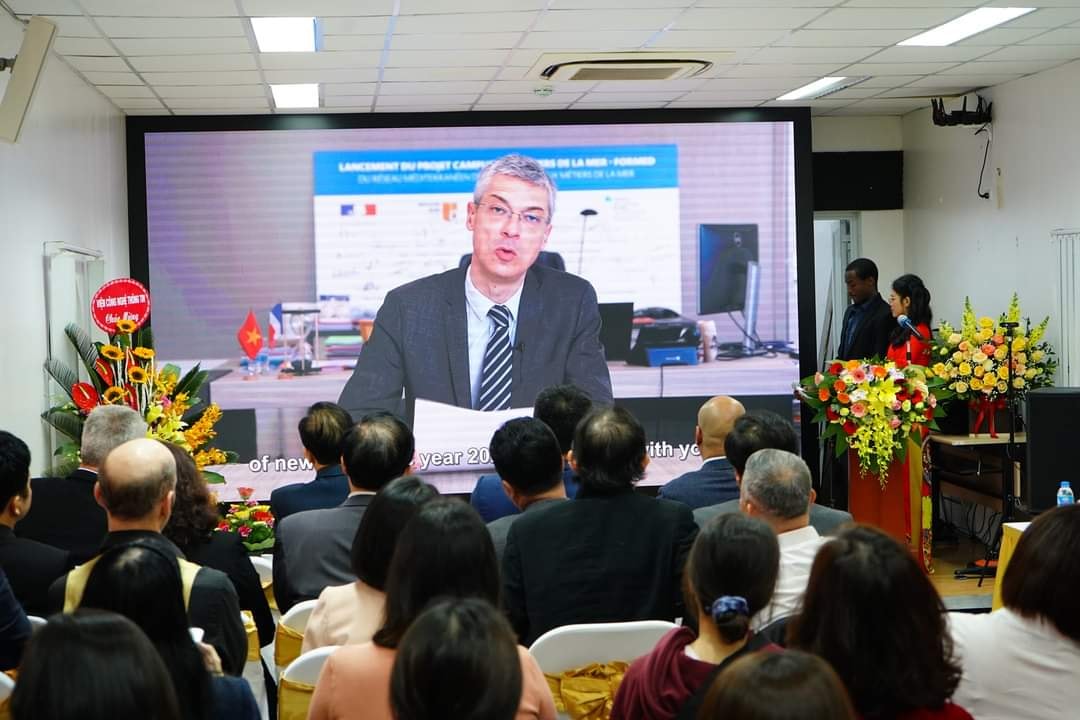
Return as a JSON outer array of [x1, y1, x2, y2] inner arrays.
[[0, 670, 13, 704], [274, 599, 317, 675], [27, 615, 47, 630], [278, 646, 340, 720]]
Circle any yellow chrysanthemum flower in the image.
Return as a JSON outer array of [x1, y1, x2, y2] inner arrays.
[[115, 319, 137, 334], [100, 345, 124, 361], [132, 347, 155, 360], [127, 366, 149, 384], [103, 386, 126, 404]]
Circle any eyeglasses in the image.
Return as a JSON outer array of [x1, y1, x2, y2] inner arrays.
[[476, 202, 549, 228]]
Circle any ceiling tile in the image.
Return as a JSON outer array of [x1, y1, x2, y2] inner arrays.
[[550, 0, 698, 7], [843, 98, 927, 111], [904, 74, 1015, 88], [96, 17, 247, 37], [379, 81, 490, 95], [534, 9, 679, 31], [488, 79, 596, 93], [390, 32, 522, 50], [373, 104, 475, 112], [677, 7, 824, 29], [1000, 7, 1080, 29], [571, 100, 671, 108], [589, 78, 706, 92], [323, 95, 375, 107], [259, 51, 382, 70], [874, 87, 971, 98], [113, 37, 252, 55], [475, 92, 583, 105], [142, 70, 263, 85], [858, 74, 924, 87], [665, 100, 762, 109], [842, 62, 962, 75], [694, 0, 839, 6], [840, 0, 978, 5], [383, 66, 499, 81], [171, 108, 271, 114], [23, 15, 99, 37], [80, 0, 239, 15], [385, 49, 509, 67], [114, 98, 166, 110], [54, 37, 116, 55], [97, 84, 154, 98], [6, 0, 80, 13], [575, 90, 688, 102], [956, 28, 1047, 46], [241, 0, 393, 15], [518, 30, 656, 48], [722, 63, 845, 77], [82, 70, 142, 84], [748, 46, 878, 64], [941, 60, 1064, 75], [130, 54, 257, 72], [648, 30, 787, 48], [862, 46, 993, 64], [1021, 28, 1080, 45], [679, 89, 777, 101], [322, 106, 374, 113], [65, 55, 129, 72], [322, 83, 378, 96], [263, 68, 379, 83], [808, 7, 970, 30], [394, 12, 538, 34], [700, 77, 820, 91], [821, 86, 882, 99], [124, 109, 172, 115], [775, 29, 913, 47], [372, 93, 480, 105], [979, 45, 1080, 62], [319, 17, 392, 34], [400, 0, 544, 12], [166, 97, 269, 109], [155, 85, 268, 98], [322, 35, 389, 51]]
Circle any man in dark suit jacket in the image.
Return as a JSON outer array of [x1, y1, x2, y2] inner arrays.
[[0, 431, 70, 617], [657, 395, 745, 509], [838, 257, 894, 362], [273, 412, 414, 612], [338, 154, 613, 419], [270, 401, 354, 522], [503, 407, 698, 645], [47, 438, 247, 675], [15, 405, 147, 564], [470, 384, 590, 522]]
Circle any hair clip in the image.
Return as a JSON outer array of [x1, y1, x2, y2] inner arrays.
[[710, 595, 749, 620]]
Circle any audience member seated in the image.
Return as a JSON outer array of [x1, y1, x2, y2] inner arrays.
[[949, 505, 1080, 719], [81, 543, 260, 720], [693, 410, 852, 535], [274, 411, 414, 612], [611, 513, 779, 720], [738, 449, 827, 630], [657, 395, 744, 509], [470, 384, 588, 522], [788, 525, 972, 720], [308, 498, 555, 720], [303, 476, 438, 652], [12, 610, 182, 720], [16, 405, 146, 563], [0, 567, 30, 671], [270, 401, 354, 522], [487, 418, 568, 564], [0, 430, 70, 616], [47, 438, 247, 675], [161, 441, 274, 648], [503, 406, 698, 645], [391, 598, 525, 720], [695, 650, 856, 720]]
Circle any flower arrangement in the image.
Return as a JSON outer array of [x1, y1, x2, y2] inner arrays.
[[216, 486, 275, 553], [42, 322, 234, 478], [930, 294, 1056, 403], [801, 359, 949, 486]]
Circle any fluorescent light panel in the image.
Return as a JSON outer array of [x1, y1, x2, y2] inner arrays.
[[777, 77, 846, 101], [271, 83, 319, 108], [252, 17, 315, 52], [898, 7, 1035, 47]]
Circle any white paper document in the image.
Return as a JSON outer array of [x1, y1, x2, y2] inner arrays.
[[412, 398, 530, 473]]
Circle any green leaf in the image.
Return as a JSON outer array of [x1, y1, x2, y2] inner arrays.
[[202, 470, 226, 485], [44, 358, 80, 400], [64, 323, 102, 386], [41, 408, 85, 443], [242, 537, 275, 553], [134, 325, 154, 352], [175, 365, 209, 399]]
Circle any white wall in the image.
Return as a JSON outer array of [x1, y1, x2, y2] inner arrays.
[[0, 15, 128, 474], [903, 60, 1080, 355]]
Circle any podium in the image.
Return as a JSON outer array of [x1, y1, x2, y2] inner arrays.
[[847, 436, 932, 572]]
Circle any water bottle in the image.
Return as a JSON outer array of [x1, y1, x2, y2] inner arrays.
[[1058, 481, 1075, 506]]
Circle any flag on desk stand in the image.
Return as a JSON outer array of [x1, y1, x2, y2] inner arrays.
[[237, 310, 263, 361], [268, 303, 283, 348]]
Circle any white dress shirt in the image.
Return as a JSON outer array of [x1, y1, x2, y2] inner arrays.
[[753, 524, 827, 630], [464, 266, 523, 408]]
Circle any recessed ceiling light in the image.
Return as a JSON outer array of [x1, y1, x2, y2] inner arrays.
[[776, 77, 847, 101], [271, 83, 319, 109], [898, 8, 1035, 47], [252, 17, 316, 53]]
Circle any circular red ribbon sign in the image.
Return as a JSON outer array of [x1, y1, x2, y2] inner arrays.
[[91, 278, 151, 334]]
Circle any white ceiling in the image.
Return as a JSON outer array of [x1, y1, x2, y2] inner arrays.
[[6, 0, 1080, 116]]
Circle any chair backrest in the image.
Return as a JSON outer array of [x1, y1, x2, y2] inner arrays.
[[528, 620, 677, 674], [27, 615, 47, 630], [249, 555, 273, 585], [282, 645, 339, 686], [280, 599, 316, 634], [0, 671, 13, 701]]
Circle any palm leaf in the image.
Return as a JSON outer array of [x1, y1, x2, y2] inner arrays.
[[202, 470, 226, 485], [175, 365, 210, 398], [134, 325, 154, 351], [41, 408, 85, 443], [44, 358, 80, 400], [64, 323, 105, 391]]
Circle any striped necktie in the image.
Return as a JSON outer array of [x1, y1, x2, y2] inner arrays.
[[477, 305, 513, 411]]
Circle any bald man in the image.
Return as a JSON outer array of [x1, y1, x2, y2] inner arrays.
[[47, 439, 247, 675], [656, 396, 745, 509]]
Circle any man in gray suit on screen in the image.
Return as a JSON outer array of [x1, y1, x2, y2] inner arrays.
[[338, 153, 613, 418]]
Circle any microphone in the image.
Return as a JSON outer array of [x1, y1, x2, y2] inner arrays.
[[897, 314, 924, 341]]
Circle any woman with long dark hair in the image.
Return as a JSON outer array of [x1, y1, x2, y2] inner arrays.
[[886, 273, 933, 368]]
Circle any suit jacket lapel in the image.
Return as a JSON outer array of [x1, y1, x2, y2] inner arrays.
[[512, 269, 543, 408], [444, 270, 471, 408]]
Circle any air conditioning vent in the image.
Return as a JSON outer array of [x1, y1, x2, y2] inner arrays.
[[527, 52, 732, 82]]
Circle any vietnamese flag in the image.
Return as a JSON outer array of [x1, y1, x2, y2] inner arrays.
[[237, 310, 263, 360]]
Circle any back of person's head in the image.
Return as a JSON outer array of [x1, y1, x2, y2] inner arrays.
[[351, 476, 439, 591], [12, 610, 181, 720], [80, 405, 148, 468], [390, 598, 522, 720], [724, 410, 798, 476], [0, 430, 31, 509], [571, 406, 647, 493], [533, 384, 593, 455], [741, 449, 813, 521], [80, 543, 212, 720], [890, 273, 933, 327], [699, 650, 856, 720], [160, 442, 217, 548], [845, 257, 879, 282], [1002, 504, 1080, 643], [686, 514, 779, 643], [374, 498, 499, 648], [342, 411, 415, 491], [490, 418, 563, 497], [97, 438, 177, 522], [298, 401, 354, 465], [787, 525, 960, 719]]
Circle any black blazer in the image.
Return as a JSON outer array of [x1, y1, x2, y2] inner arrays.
[[837, 294, 894, 361], [269, 465, 350, 523], [656, 458, 739, 510], [503, 488, 698, 645], [0, 525, 70, 617], [15, 469, 107, 564]]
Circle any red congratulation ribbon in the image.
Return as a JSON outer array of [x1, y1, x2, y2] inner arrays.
[[969, 397, 1007, 437]]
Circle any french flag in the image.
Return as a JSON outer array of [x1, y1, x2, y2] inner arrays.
[[268, 303, 283, 347]]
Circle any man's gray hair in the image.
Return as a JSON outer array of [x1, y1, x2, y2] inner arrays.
[[473, 153, 556, 220], [742, 448, 812, 520], [81, 405, 148, 467]]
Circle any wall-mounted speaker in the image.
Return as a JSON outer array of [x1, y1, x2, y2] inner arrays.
[[1025, 387, 1080, 511], [0, 16, 57, 143]]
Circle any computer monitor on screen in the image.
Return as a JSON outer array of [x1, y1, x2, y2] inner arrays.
[[698, 224, 759, 315]]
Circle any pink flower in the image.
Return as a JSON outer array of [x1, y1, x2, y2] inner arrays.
[[245, 499, 257, 507], [814, 372, 824, 385], [928, 395, 938, 408], [238, 526, 252, 538], [237, 486, 255, 501], [850, 402, 867, 418], [889, 417, 902, 430], [850, 368, 867, 383], [891, 399, 902, 411], [267, 517, 275, 529]]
